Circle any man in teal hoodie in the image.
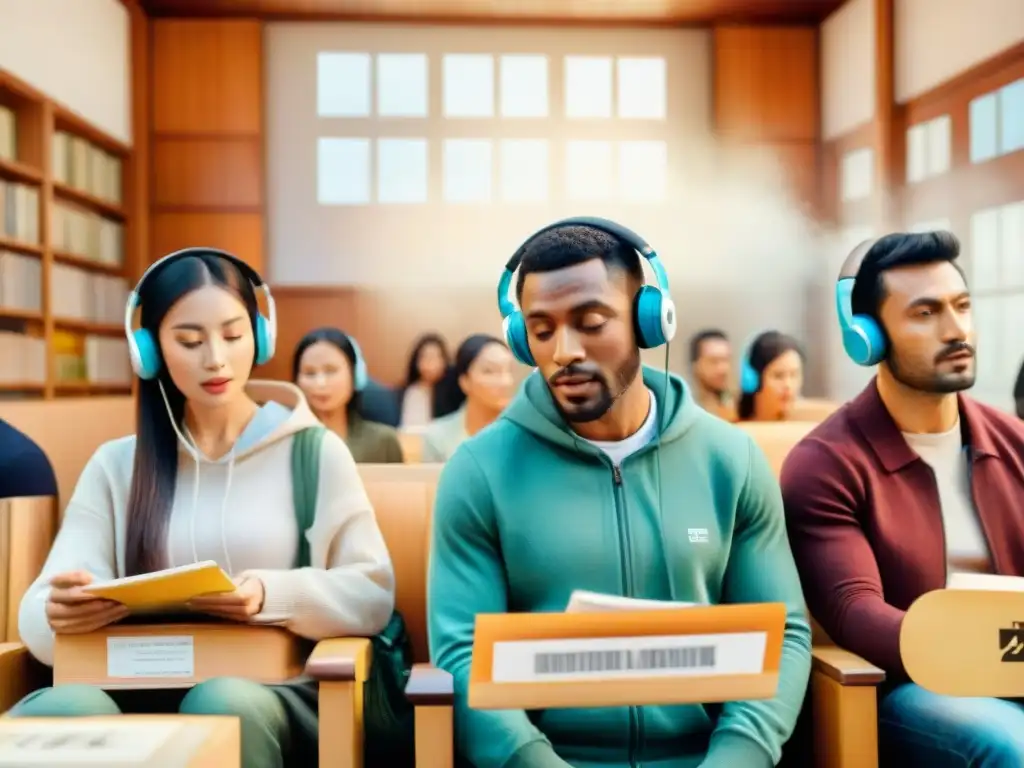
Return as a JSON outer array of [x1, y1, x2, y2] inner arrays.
[[428, 219, 811, 768]]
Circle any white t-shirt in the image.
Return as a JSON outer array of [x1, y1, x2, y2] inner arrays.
[[902, 419, 990, 575], [582, 389, 659, 466]]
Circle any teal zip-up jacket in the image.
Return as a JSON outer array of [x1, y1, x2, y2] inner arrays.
[[428, 367, 811, 768]]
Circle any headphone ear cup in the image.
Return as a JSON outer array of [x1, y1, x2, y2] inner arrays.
[[502, 312, 535, 366], [254, 314, 273, 366], [843, 316, 887, 367], [634, 286, 667, 349], [740, 360, 760, 395], [133, 329, 161, 380]]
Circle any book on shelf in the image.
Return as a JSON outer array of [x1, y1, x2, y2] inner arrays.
[[51, 200, 125, 267], [0, 331, 45, 384], [0, 179, 39, 245], [0, 249, 41, 313], [53, 330, 131, 387], [84, 560, 236, 613], [0, 105, 14, 162], [51, 263, 128, 324], [52, 130, 123, 205]]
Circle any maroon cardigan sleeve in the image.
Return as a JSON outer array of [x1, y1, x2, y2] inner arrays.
[[780, 439, 907, 675]]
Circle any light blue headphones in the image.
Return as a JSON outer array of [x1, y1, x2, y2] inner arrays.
[[739, 334, 762, 395], [347, 335, 369, 391], [124, 247, 277, 380], [497, 216, 677, 366], [837, 238, 887, 366]]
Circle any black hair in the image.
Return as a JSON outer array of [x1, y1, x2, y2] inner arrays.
[[435, 334, 507, 413], [689, 328, 729, 364], [1015, 358, 1024, 420], [514, 225, 644, 301], [737, 331, 804, 421], [126, 253, 260, 576], [850, 231, 964, 323], [292, 327, 364, 419], [404, 333, 455, 418]]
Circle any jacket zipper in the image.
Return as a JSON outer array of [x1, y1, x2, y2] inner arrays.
[[612, 464, 642, 768]]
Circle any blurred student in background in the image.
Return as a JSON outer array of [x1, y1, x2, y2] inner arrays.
[[1015, 358, 1024, 420], [293, 328, 404, 463], [688, 328, 736, 421], [737, 331, 805, 422], [400, 333, 454, 430], [422, 334, 515, 462]]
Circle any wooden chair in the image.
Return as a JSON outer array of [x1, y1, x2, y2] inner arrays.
[[397, 432, 424, 464], [738, 420, 884, 768], [790, 398, 840, 422]]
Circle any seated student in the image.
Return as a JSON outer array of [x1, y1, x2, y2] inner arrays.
[[429, 219, 811, 768], [0, 419, 57, 499], [736, 331, 804, 422], [688, 328, 737, 421], [399, 333, 453, 431], [781, 232, 1024, 766], [421, 334, 515, 462], [12, 249, 395, 768], [293, 327, 404, 463], [1015, 357, 1024, 420]]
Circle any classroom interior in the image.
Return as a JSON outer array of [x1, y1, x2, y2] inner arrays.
[[0, 0, 1021, 765]]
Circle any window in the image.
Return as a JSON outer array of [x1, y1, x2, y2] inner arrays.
[[317, 137, 370, 205], [905, 115, 950, 182], [443, 139, 492, 202], [1000, 201, 1024, 288], [618, 141, 667, 202], [377, 54, 428, 118], [970, 78, 1024, 163], [617, 57, 666, 120], [566, 140, 613, 200], [565, 56, 612, 119], [377, 139, 428, 203], [973, 296, 1003, 397], [317, 52, 370, 117], [840, 147, 873, 201], [500, 55, 548, 118], [971, 207, 1001, 292], [443, 54, 494, 118], [500, 140, 548, 202]]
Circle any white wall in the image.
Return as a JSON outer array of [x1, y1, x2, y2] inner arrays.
[[821, 0, 876, 140], [0, 0, 130, 143], [896, 0, 1024, 103]]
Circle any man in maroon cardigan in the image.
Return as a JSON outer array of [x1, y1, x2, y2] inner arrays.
[[782, 231, 1024, 767]]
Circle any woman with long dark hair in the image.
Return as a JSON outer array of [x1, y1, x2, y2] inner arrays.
[[422, 334, 515, 462], [293, 327, 403, 462], [12, 250, 395, 768], [399, 332, 453, 430], [737, 331, 805, 422]]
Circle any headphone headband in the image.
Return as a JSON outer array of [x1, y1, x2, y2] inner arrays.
[[835, 237, 886, 367], [838, 238, 877, 281]]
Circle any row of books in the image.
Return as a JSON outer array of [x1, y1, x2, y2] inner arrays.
[[52, 131, 123, 205], [0, 250, 42, 313], [0, 105, 14, 163], [51, 263, 129, 325], [0, 179, 40, 245], [0, 331, 45, 384], [52, 200, 125, 267], [54, 331, 132, 385]]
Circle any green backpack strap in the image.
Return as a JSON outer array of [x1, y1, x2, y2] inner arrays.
[[290, 425, 327, 568]]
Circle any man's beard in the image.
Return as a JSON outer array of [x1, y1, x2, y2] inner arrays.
[[550, 347, 643, 423], [888, 341, 976, 394]]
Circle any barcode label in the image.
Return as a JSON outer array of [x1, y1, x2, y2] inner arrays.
[[492, 632, 766, 682]]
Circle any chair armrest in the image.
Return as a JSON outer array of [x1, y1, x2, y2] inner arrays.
[[405, 663, 454, 706], [305, 637, 373, 683], [0, 643, 35, 713], [812, 646, 885, 686]]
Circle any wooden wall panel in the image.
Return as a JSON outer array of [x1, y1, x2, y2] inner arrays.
[[149, 19, 264, 272]]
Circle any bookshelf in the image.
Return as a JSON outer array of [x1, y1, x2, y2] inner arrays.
[[0, 68, 134, 399]]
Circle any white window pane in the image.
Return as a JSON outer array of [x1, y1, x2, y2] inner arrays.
[[500, 55, 548, 118], [618, 141, 667, 202], [617, 57, 666, 120], [926, 115, 951, 176], [565, 56, 612, 119], [566, 140, 613, 200], [841, 147, 873, 201], [500, 140, 548, 202], [317, 137, 370, 205], [377, 54, 428, 117], [970, 93, 999, 163], [999, 78, 1024, 155], [444, 139, 492, 202], [443, 54, 494, 118], [377, 139, 428, 203], [1002, 295, 1024, 393], [973, 296, 1003, 394], [906, 124, 927, 183], [317, 52, 370, 117], [1000, 201, 1024, 288], [908, 218, 951, 233], [971, 207, 1001, 291]]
